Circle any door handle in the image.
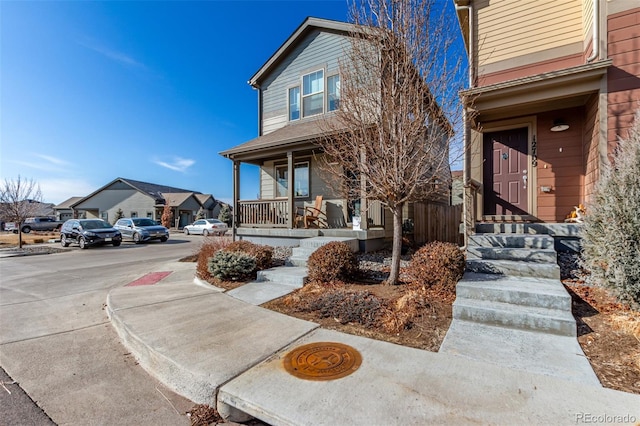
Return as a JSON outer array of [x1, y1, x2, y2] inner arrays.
[[522, 173, 528, 189]]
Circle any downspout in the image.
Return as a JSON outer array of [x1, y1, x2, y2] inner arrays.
[[586, 0, 599, 62], [456, 1, 474, 247]]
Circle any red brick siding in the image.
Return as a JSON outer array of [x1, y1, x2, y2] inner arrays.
[[607, 8, 640, 157], [583, 94, 600, 203], [536, 108, 584, 222]]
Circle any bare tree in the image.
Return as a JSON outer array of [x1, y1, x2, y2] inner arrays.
[[0, 175, 44, 249], [318, 0, 464, 284]]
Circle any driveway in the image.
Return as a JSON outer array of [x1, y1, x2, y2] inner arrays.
[[0, 236, 202, 425]]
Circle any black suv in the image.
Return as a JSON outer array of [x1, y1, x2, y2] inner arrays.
[[60, 219, 122, 249]]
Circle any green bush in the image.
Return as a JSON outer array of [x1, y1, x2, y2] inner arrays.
[[580, 109, 640, 308], [307, 241, 358, 283], [224, 240, 273, 271], [196, 238, 232, 281], [208, 251, 256, 281], [407, 241, 465, 291]]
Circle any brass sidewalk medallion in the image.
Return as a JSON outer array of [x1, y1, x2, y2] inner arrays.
[[283, 342, 362, 381]]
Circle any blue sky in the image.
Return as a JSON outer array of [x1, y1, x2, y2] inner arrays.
[[1, 0, 463, 205]]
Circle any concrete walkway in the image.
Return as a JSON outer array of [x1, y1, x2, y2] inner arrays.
[[107, 264, 640, 425]]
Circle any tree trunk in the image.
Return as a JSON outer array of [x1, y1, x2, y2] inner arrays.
[[18, 228, 23, 249], [387, 203, 403, 285]]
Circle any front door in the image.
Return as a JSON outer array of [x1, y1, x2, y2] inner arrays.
[[483, 127, 529, 215]]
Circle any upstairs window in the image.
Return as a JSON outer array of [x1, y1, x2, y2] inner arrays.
[[327, 75, 340, 111], [289, 87, 300, 120], [302, 70, 324, 117]]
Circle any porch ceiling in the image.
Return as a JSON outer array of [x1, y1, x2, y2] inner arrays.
[[465, 60, 612, 122]]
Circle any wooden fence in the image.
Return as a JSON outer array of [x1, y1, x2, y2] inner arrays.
[[413, 202, 463, 246]]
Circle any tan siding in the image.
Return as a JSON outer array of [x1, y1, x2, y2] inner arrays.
[[476, 0, 583, 69], [583, 0, 594, 45], [260, 162, 275, 199]]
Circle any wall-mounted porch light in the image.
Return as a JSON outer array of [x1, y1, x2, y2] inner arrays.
[[550, 119, 569, 132]]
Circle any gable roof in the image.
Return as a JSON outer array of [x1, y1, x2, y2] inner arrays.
[[55, 196, 84, 209], [249, 17, 358, 88], [71, 177, 202, 208], [162, 192, 198, 207]]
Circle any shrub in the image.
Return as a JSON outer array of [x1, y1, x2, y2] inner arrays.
[[580, 109, 640, 308], [407, 241, 465, 291], [307, 241, 358, 283], [380, 288, 428, 333], [308, 289, 383, 327], [196, 238, 232, 281], [208, 251, 256, 281], [224, 240, 273, 271]]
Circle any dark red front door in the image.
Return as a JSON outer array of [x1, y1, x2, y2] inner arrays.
[[483, 128, 529, 215]]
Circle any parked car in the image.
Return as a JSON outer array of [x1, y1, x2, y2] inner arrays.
[[21, 217, 65, 233], [60, 219, 122, 249], [114, 218, 169, 243], [183, 218, 228, 236]]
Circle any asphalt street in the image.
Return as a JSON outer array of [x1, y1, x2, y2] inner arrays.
[[0, 235, 205, 425]]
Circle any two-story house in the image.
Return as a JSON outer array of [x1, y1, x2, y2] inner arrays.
[[221, 17, 453, 250], [454, 0, 640, 232], [454, 0, 640, 234]]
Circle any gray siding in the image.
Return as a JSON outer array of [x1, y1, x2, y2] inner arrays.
[[260, 29, 350, 135], [74, 189, 155, 224]]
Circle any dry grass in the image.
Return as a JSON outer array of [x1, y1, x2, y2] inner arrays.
[[0, 232, 58, 247]]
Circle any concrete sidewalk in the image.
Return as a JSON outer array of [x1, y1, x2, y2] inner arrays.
[[107, 266, 640, 425]]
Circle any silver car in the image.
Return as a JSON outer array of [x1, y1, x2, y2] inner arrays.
[[114, 218, 169, 243], [183, 218, 228, 236]]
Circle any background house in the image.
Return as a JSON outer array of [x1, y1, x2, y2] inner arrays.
[[54, 197, 83, 221], [454, 0, 640, 233], [68, 177, 220, 228]]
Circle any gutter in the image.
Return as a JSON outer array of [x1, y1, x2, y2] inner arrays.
[[455, 1, 474, 247]]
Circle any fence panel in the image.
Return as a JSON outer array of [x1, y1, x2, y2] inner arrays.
[[413, 202, 463, 246]]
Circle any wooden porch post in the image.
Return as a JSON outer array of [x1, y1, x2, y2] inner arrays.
[[360, 145, 368, 230], [232, 160, 240, 241], [287, 151, 295, 229]]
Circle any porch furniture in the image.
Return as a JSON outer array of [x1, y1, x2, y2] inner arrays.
[[296, 195, 327, 229]]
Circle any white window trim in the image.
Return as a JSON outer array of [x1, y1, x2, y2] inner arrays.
[[327, 73, 340, 112], [288, 86, 300, 122], [275, 160, 311, 199], [302, 68, 325, 118]]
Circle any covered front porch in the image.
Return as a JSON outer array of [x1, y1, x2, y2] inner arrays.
[[220, 118, 392, 251]]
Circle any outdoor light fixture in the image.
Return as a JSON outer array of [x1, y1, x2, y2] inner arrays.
[[550, 119, 569, 132]]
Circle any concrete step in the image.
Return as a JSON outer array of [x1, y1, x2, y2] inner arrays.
[[466, 247, 557, 263], [475, 223, 580, 237], [440, 320, 600, 385], [456, 273, 571, 311], [452, 297, 576, 336], [299, 236, 358, 252], [466, 259, 560, 279], [468, 233, 554, 249], [257, 267, 307, 286]]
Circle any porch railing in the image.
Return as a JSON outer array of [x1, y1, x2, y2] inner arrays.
[[238, 198, 386, 229], [238, 199, 288, 228]]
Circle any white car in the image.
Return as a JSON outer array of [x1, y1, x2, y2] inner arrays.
[[183, 219, 228, 236]]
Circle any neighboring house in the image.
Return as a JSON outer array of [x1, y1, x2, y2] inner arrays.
[[450, 170, 464, 206], [54, 197, 83, 221], [454, 0, 640, 233], [69, 177, 217, 228], [220, 17, 451, 250]]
